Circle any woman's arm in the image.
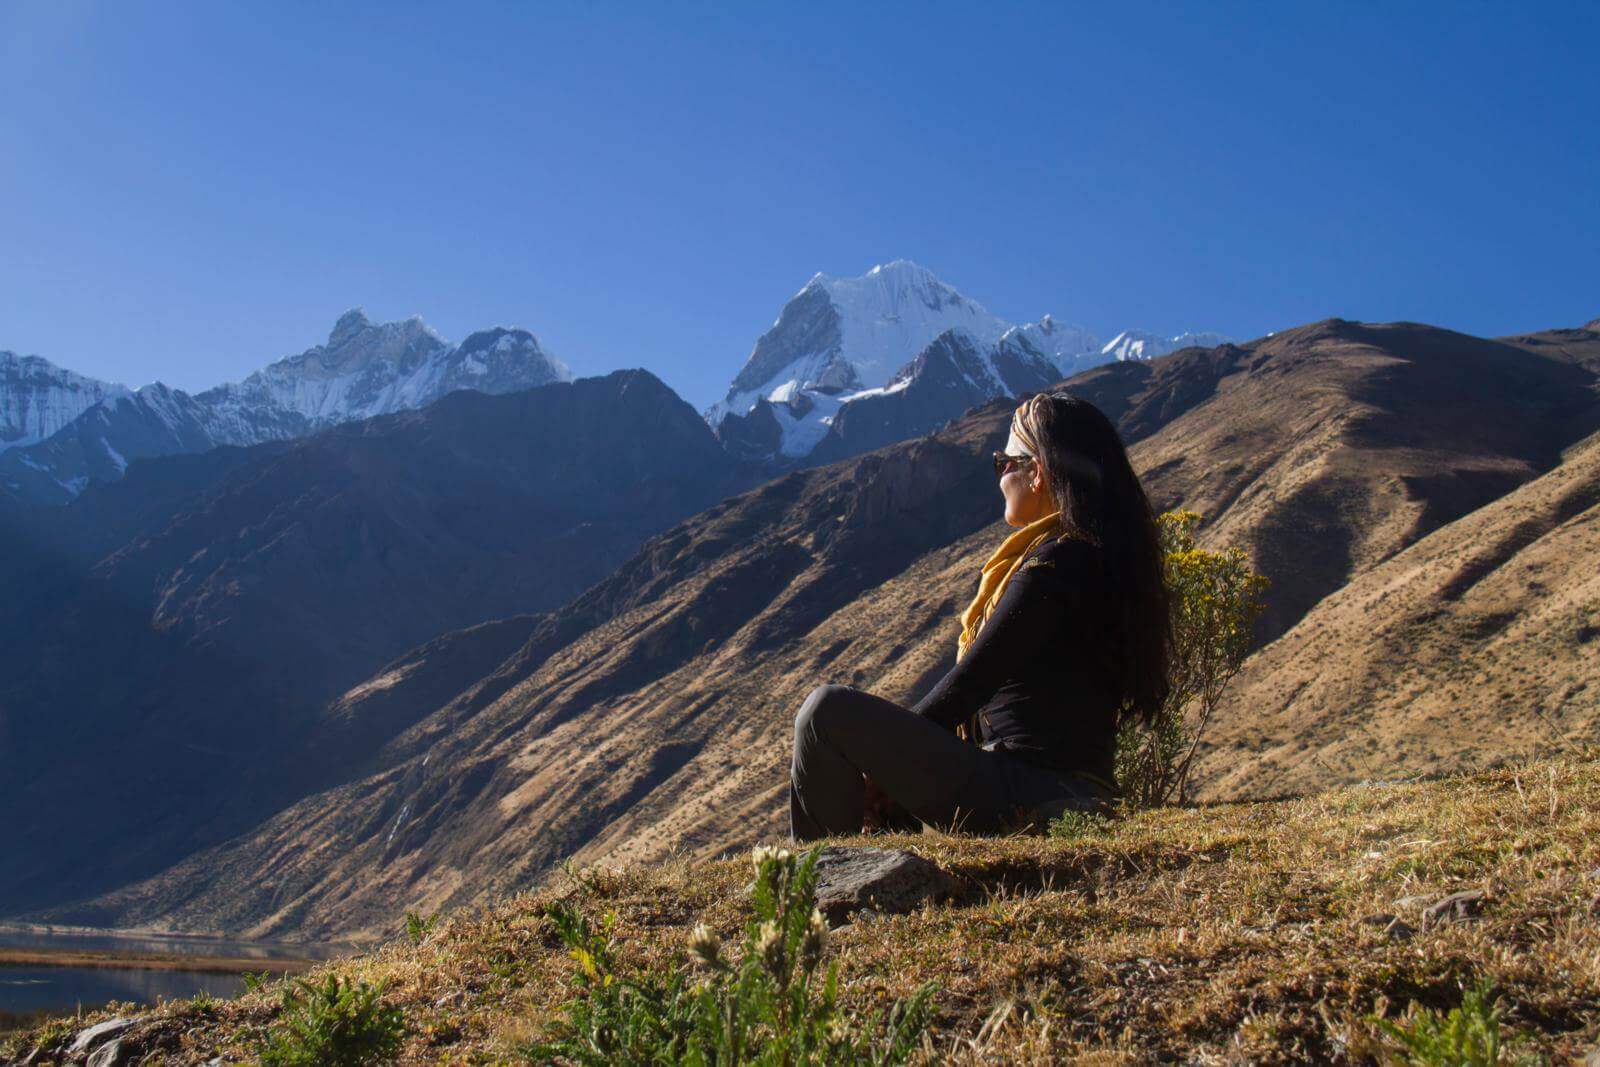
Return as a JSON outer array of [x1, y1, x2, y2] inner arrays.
[[910, 538, 1090, 730]]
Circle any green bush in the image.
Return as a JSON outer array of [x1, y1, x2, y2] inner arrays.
[[1372, 981, 1535, 1066], [521, 845, 936, 1064], [403, 909, 440, 944], [257, 973, 407, 1066], [1045, 808, 1112, 841], [1116, 510, 1269, 807]]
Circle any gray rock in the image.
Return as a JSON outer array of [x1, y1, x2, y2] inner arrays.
[[86, 1037, 126, 1067], [68, 1018, 135, 1055], [813, 847, 963, 923], [1423, 888, 1488, 927]]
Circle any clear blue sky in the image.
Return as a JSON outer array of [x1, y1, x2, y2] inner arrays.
[[2, 2, 1595, 409]]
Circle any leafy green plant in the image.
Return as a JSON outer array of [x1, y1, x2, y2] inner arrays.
[[403, 909, 440, 944], [187, 990, 221, 1016], [1045, 808, 1112, 840], [1371, 981, 1535, 1066], [1117, 510, 1269, 807], [521, 845, 936, 1064], [256, 973, 407, 1066]]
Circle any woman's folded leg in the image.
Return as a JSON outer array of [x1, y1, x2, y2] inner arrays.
[[789, 683, 1014, 841]]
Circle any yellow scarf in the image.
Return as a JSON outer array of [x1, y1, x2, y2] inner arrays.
[[957, 510, 1063, 661]]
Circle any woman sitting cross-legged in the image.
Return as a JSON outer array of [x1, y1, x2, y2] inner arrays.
[[788, 391, 1173, 840]]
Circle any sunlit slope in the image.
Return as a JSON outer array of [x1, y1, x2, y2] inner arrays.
[[1195, 426, 1600, 799]]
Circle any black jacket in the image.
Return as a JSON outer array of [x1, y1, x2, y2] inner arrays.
[[910, 535, 1120, 785]]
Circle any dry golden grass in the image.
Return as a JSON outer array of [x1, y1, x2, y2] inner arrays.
[[11, 755, 1600, 1064]]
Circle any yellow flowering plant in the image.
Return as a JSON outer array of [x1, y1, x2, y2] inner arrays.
[[1116, 510, 1269, 807]]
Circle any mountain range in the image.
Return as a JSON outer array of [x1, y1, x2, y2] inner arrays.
[[0, 310, 570, 507], [706, 260, 1228, 464], [15, 314, 1596, 941], [1, 264, 1224, 508], [0, 369, 756, 916], [0, 351, 129, 451], [4, 267, 1595, 945]]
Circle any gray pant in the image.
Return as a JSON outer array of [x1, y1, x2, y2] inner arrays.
[[788, 684, 1113, 841]]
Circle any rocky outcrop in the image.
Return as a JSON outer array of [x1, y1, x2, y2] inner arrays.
[[813, 847, 964, 924]]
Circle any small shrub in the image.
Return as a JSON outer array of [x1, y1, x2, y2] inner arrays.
[[24, 1018, 72, 1059], [1371, 981, 1533, 1066], [403, 910, 440, 944], [187, 990, 221, 1016], [1117, 510, 1269, 807], [256, 973, 407, 1066], [1046, 808, 1112, 840], [520, 845, 936, 1064]]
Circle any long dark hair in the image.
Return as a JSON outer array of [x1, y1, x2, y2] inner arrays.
[[1013, 391, 1172, 724]]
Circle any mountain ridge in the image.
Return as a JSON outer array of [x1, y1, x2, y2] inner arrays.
[[0, 310, 571, 506], [0, 351, 130, 452], [705, 261, 1226, 465], [0, 368, 759, 917]]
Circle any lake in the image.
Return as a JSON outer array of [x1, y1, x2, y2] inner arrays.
[[0, 924, 355, 1019]]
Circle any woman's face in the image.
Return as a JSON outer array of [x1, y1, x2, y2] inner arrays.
[[999, 427, 1050, 527]]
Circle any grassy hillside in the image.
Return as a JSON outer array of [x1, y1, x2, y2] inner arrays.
[[1197, 426, 1600, 800], [13, 755, 1600, 1063]]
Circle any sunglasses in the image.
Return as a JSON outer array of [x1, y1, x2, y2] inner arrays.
[[992, 451, 1036, 477]]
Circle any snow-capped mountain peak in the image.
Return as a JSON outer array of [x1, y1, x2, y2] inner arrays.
[[2, 310, 576, 505], [706, 262, 1228, 466], [1102, 329, 1233, 362], [194, 311, 569, 443], [710, 261, 1010, 428], [0, 351, 130, 452], [329, 307, 375, 347], [797, 259, 1009, 389], [1001, 315, 1101, 378]]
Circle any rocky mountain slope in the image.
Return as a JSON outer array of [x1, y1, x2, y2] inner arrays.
[[705, 261, 1223, 465], [53, 316, 1600, 940], [0, 370, 755, 917], [1195, 420, 1600, 800], [0, 351, 129, 452], [0, 311, 570, 506]]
